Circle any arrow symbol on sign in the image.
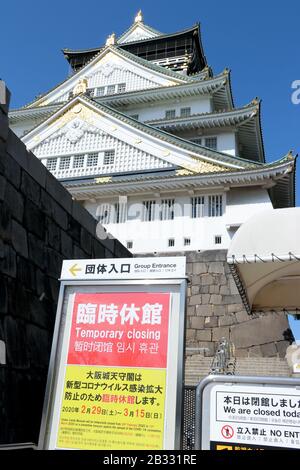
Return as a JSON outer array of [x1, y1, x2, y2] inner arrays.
[[69, 264, 82, 277]]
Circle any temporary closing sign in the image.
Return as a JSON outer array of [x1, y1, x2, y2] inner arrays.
[[40, 257, 186, 450], [209, 384, 300, 450]]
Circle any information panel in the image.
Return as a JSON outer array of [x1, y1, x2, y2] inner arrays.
[[196, 376, 300, 451], [39, 257, 186, 450]]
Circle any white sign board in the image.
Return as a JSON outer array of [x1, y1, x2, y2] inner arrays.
[[196, 376, 300, 450], [61, 257, 186, 281], [39, 257, 187, 450]]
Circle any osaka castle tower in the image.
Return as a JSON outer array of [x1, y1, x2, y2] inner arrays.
[[10, 10, 295, 255]]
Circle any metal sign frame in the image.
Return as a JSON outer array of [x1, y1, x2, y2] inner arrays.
[[195, 375, 300, 450], [38, 277, 187, 450]]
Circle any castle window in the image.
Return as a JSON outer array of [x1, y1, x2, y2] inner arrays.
[[208, 195, 223, 217], [160, 199, 175, 221], [73, 154, 85, 168], [87, 153, 99, 167], [95, 87, 105, 97], [103, 150, 115, 165], [107, 85, 116, 95], [191, 196, 205, 218], [180, 107, 191, 118], [191, 138, 202, 145], [184, 237, 191, 246], [168, 238, 175, 247], [97, 203, 111, 225], [113, 202, 127, 224], [165, 109, 176, 119], [205, 137, 217, 150], [59, 156, 71, 170], [215, 235, 222, 245], [46, 158, 57, 171], [142, 200, 156, 222], [117, 83, 126, 93], [127, 241, 133, 250]]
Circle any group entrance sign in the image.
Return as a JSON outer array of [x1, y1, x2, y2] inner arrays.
[[195, 376, 300, 450], [38, 257, 187, 450]]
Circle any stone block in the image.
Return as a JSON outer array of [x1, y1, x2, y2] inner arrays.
[[200, 294, 210, 305], [220, 285, 230, 295], [17, 257, 36, 291], [4, 316, 29, 368], [24, 200, 45, 240], [2, 151, 21, 188], [0, 244, 16, 278], [196, 330, 212, 341], [186, 263, 193, 275], [6, 129, 29, 172], [208, 262, 225, 274], [228, 304, 245, 314], [210, 294, 222, 305], [189, 294, 202, 306], [27, 153, 47, 188], [0, 202, 11, 241], [219, 314, 237, 327], [50, 199, 68, 231], [26, 324, 51, 368], [200, 250, 227, 262], [28, 233, 46, 269], [192, 263, 208, 275], [45, 171, 72, 213], [213, 305, 228, 316], [209, 285, 220, 294], [276, 341, 290, 358], [80, 228, 92, 256], [46, 218, 61, 252], [4, 181, 24, 222], [248, 346, 262, 357], [222, 295, 242, 305], [21, 171, 41, 205], [204, 316, 218, 328], [11, 220, 28, 258], [0, 276, 8, 313], [73, 244, 86, 259], [196, 341, 216, 357], [212, 326, 230, 342], [0, 174, 6, 200], [235, 310, 252, 323], [201, 274, 214, 286], [60, 231, 73, 259], [231, 313, 290, 349], [186, 329, 196, 340], [45, 247, 63, 279], [72, 200, 96, 235], [190, 317, 205, 329], [196, 304, 213, 316], [191, 286, 200, 295], [260, 342, 278, 357], [187, 306, 195, 316], [92, 239, 106, 258]]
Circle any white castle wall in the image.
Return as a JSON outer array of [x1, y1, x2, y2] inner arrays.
[[83, 187, 272, 254]]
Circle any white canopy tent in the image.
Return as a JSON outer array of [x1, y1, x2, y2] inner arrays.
[[227, 208, 300, 313]]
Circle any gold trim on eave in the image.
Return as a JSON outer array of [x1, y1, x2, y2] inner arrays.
[[95, 177, 112, 184]]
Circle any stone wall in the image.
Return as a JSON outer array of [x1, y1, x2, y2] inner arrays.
[[144, 251, 292, 358], [186, 250, 292, 357], [0, 84, 131, 445]]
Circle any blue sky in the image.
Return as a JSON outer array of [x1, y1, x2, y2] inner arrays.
[[1, 0, 299, 338]]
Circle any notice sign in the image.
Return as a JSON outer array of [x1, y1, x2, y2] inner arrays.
[[39, 257, 186, 450], [210, 384, 300, 450], [56, 292, 170, 450]]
